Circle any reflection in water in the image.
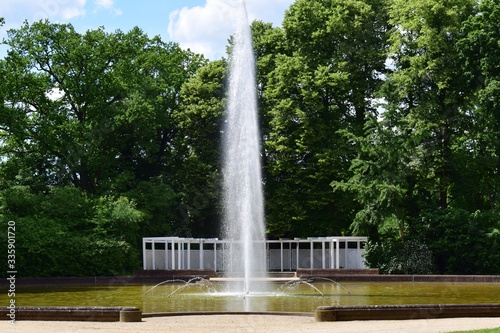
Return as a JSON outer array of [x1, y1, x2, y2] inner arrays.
[[6, 282, 500, 313]]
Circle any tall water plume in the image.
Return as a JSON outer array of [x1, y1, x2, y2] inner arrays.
[[222, 0, 267, 293]]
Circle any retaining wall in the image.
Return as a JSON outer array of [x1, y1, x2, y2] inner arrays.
[[315, 304, 500, 322], [0, 306, 141, 322]]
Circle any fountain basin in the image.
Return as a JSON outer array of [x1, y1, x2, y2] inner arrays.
[[3, 280, 500, 314]]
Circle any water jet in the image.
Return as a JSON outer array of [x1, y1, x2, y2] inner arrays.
[[221, 0, 267, 295]]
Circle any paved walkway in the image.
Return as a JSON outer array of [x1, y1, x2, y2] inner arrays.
[[2, 315, 500, 333]]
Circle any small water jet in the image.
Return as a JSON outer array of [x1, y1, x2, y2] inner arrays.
[[143, 277, 214, 297], [222, 0, 266, 294], [166, 278, 216, 298], [276, 280, 325, 297], [304, 277, 351, 295]]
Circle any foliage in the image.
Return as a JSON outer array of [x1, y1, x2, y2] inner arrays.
[[0, 21, 205, 276], [124, 180, 178, 237], [364, 238, 434, 274], [0, 186, 141, 277], [263, 0, 390, 237], [172, 60, 227, 237], [334, 0, 500, 274], [332, 116, 410, 239], [418, 208, 500, 274], [0, 20, 205, 194]]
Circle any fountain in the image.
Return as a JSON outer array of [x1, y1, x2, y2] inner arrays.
[[222, 0, 267, 294]]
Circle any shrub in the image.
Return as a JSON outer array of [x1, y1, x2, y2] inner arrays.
[[364, 238, 434, 274]]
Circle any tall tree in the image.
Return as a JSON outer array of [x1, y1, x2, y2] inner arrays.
[[339, 0, 477, 234], [0, 21, 204, 195], [172, 60, 227, 237], [459, 0, 500, 209], [334, 0, 500, 274], [386, 0, 477, 209], [263, 0, 390, 237]]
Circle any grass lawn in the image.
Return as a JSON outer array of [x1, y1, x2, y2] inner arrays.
[[452, 329, 500, 333]]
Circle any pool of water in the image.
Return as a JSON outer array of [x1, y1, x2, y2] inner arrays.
[[4, 281, 500, 314]]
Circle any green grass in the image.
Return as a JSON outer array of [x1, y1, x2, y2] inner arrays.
[[451, 328, 500, 333]]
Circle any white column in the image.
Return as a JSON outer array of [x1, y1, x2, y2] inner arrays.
[[335, 240, 340, 269], [142, 239, 147, 270], [187, 241, 191, 269], [177, 240, 182, 269], [329, 239, 334, 269], [214, 242, 217, 272], [171, 239, 176, 270], [357, 240, 361, 269], [296, 240, 300, 269], [151, 240, 156, 270], [164, 240, 168, 269], [280, 241, 284, 272], [200, 241, 204, 269], [310, 240, 314, 269], [344, 240, 348, 269], [321, 240, 326, 269]]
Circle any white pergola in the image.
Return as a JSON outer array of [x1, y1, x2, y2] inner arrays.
[[142, 236, 367, 272]]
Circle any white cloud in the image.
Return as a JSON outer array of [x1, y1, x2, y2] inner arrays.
[[94, 0, 122, 15], [60, 4, 87, 20], [0, 0, 121, 44], [0, 0, 87, 24], [0, 0, 87, 45], [167, 0, 294, 60], [168, 0, 236, 60], [95, 0, 113, 8]]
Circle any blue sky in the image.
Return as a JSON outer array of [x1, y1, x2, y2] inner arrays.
[[0, 0, 294, 60]]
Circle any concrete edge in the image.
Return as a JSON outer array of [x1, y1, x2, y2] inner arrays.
[[295, 269, 500, 283], [0, 306, 142, 322], [314, 304, 500, 322]]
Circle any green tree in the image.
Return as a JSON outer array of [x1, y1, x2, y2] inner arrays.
[[338, 0, 477, 235], [383, 0, 477, 210], [263, 0, 389, 237], [172, 60, 227, 237], [0, 21, 204, 195], [250, 20, 287, 128], [338, 0, 500, 274], [459, 0, 500, 209], [0, 20, 208, 241], [0, 20, 211, 276], [332, 115, 411, 240], [0, 186, 141, 277]]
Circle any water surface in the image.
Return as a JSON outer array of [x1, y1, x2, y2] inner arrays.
[[5, 281, 500, 313]]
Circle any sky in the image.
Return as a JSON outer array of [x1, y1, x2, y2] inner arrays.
[[0, 0, 294, 60]]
